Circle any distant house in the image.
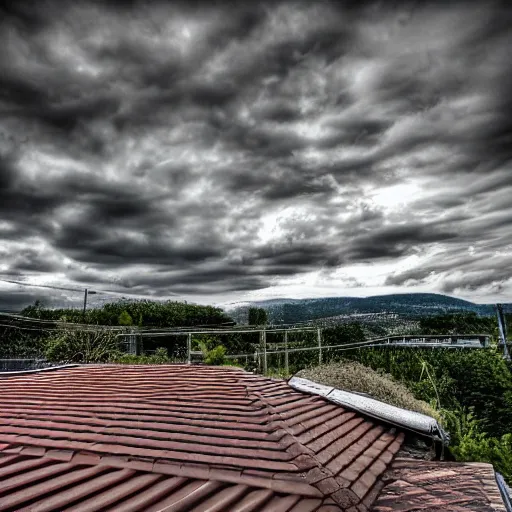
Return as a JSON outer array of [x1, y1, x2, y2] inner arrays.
[[0, 365, 509, 511]]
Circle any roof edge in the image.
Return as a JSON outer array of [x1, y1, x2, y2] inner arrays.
[[288, 376, 450, 445], [0, 364, 80, 377]]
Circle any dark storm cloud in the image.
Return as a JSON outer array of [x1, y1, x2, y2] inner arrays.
[[54, 226, 224, 266], [10, 249, 63, 273], [441, 264, 512, 294], [254, 243, 335, 268], [0, 291, 63, 312], [1, 0, 511, 303], [225, 165, 337, 199], [321, 118, 394, 147], [122, 267, 270, 290], [346, 223, 458, 262], [0, 151, 17, 191]]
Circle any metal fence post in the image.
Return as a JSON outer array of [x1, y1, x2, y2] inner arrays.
[[128, 329, 137, 355], [262, 329, 267, 375], [187, 333, 192, 364], [284, 330, 289, 375], [318, 328, 322, 365]]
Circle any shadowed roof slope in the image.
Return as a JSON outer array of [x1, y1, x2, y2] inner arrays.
[[0, 365, 403, 511], [0, 364, 507, 511]]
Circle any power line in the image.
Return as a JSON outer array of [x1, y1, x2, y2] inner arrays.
[[0, 278, 180, 300], [0, 279, 84, 293]]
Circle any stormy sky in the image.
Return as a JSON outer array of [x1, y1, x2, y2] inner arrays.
[[1, 0, 511, 310]]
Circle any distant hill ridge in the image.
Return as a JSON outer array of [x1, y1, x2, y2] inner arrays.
[[226, 293, 509, 325]]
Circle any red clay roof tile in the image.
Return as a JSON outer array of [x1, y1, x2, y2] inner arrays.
[[372, 458, 507, 512], [0, 364, 505, 511]]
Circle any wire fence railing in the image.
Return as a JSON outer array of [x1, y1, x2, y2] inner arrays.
[[114, 330, 492, 375], [0, 309, 499, 373]]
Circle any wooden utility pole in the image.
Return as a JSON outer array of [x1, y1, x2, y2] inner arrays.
[[82, 289, 88, 321], [82, 289, 97, 321]]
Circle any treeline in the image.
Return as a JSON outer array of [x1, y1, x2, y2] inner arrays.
[[418, 311, 498, 336], [20, 300, 235, 328]]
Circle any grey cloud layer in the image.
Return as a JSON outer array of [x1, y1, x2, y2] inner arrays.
[[0, 0, 511, 304]]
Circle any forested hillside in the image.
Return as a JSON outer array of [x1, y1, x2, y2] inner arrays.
[[228, 293, 509, 324]]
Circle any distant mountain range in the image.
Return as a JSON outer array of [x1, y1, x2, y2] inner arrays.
[[225, 293, 510, 325]]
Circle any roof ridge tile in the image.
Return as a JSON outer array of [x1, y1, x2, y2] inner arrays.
[[240, 374, 378, 509]]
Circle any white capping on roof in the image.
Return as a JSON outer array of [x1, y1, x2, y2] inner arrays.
[[289, 377, 334, 397], [288, 376, 450, 445]]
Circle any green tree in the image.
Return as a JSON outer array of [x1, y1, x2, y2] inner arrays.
[[118, 310, 133, 326], [248, 307, 268, 326]]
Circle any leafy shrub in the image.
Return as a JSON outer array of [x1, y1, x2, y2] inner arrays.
[[449, 413, 512, 483], [204, 345, 226, 365], [193, 335, 220, 353], [44, 329, 122, 363]]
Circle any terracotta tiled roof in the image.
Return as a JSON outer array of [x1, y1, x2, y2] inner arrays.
[[0, 451, 326, 512], [372, 457, 507, 512], [0, 365, 507, 511], [0, 365, 405, 511]]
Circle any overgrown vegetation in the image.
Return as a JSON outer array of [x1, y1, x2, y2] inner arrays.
[[297, 361, 440, 420], [192, 335, 227, 365], [341, 348, 512, 438], [44, 329, 122, 363], [315, 348, 512, 483], [0, 329, 47, 359], [297, 354, 512, 484]]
